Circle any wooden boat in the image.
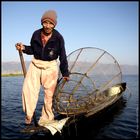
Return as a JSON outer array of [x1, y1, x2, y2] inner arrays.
[[85, 82, 126, 117]]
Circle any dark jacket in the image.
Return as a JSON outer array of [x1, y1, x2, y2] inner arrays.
[[23, 28, 69, 77]]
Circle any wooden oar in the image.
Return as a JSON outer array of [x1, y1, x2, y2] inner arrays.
[[18, 50, 38, 127], [18, 50, 26, 77]]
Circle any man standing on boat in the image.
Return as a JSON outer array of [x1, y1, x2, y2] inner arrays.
[[15, 10, 69, 125]]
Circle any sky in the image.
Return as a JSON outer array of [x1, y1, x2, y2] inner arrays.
[[1, 1, 139, 66]]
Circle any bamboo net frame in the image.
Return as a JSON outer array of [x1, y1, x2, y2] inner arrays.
[[53, 47, 124, 116]]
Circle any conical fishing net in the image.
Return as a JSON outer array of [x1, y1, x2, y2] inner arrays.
[[54, 47, 123, 116]]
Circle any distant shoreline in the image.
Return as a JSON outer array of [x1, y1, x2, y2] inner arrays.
[[1, 73, 23, 77], [1, 73, 138, 77]]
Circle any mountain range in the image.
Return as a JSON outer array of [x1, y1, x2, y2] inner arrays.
[[1, 61, 138, 75]]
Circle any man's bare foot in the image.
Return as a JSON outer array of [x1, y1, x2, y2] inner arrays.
[[25, 116, 32, 125]]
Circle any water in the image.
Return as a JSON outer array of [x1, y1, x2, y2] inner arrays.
[[1, 75, 139, 139]]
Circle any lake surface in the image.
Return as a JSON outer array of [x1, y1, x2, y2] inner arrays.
[[1, 75, 139, 139]]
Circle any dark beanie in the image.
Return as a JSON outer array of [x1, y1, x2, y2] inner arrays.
[[41, 10, 57, 26]]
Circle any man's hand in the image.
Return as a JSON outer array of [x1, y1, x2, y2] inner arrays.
[[15, 42, 25, 51]]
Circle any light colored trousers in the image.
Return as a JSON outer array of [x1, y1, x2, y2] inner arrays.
[[22, 58, 58, 121]]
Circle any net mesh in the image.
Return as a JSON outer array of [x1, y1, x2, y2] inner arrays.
[[54, 47, 122, 116]]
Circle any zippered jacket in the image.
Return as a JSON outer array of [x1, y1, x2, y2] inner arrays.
[[23, 28, 69, 77]]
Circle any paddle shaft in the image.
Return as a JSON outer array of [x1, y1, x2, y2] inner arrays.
[[18, 50, 26, 77], [18, 50, 38, 127]]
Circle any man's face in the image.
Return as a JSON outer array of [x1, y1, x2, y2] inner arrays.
[[42, 20, 55, 34]]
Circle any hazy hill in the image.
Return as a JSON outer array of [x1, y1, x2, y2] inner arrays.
[[1, 61, 138, 75], [120, 65, 138, 75], [2, 61, 30, 74]]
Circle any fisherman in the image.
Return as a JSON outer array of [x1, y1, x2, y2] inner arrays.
[[15, 10, 69, 125]]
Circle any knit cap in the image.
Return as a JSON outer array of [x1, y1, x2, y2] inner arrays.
[[41, 10, 57, 26]]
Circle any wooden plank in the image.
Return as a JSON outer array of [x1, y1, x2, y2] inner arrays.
[[21, 125, 50, 134]]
